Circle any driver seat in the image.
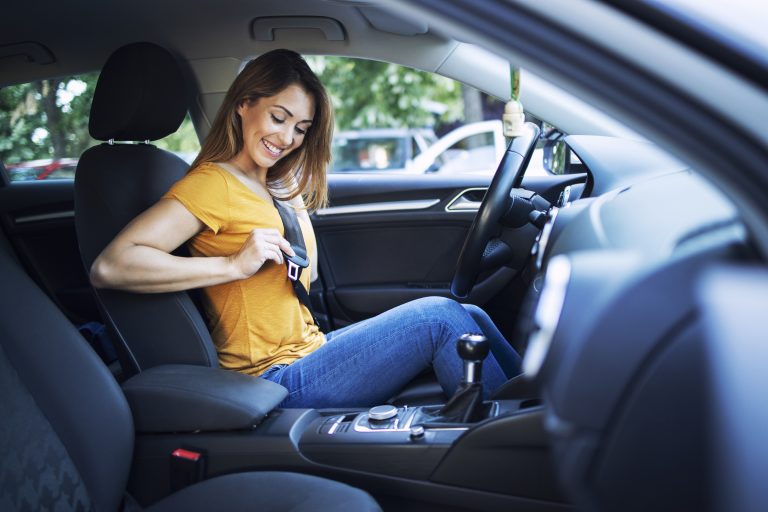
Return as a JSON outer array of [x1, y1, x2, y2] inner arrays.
[[74, 41, 445, 406]]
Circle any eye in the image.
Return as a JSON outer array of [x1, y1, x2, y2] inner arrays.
[[270, 114, 285, 124], [295, 126, 307, 136]]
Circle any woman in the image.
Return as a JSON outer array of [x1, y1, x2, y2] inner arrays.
[[91, 49, 521, 408]]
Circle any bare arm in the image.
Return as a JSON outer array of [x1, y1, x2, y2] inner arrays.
[[90, 198, 293, 293]]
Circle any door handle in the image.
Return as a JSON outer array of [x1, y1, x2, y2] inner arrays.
[[445, 188, 487, 212]]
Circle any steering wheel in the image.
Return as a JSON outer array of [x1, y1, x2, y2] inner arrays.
[[451, 122, 540, 298]]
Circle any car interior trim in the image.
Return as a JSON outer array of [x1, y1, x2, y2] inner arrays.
[[601, 0, 768, 89], [14, 210, 75, 224], [251, 16, 347, 42], [535, 207, 559, 270], [315, 199, 440, 216], [522, 254, 571, 377], [444, 187, 488, 212]]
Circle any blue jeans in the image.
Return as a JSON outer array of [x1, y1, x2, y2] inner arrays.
[[260, 296, 521, 408]]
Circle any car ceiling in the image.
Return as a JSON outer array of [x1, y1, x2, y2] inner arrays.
[[1, 0, 637, 139], [2, 0, 456, 85]]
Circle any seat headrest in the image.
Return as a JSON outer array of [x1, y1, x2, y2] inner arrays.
[[89, 42, 187, 142]]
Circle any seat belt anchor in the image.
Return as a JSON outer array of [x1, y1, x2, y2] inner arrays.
[[170, 447, 207, 491]]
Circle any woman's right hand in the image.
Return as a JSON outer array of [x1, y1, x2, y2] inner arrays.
[[229, 228, 295, 279]]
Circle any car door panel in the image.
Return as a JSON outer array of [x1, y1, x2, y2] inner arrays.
[[313, 172, 583, 328], [0, 180, 97, 324]]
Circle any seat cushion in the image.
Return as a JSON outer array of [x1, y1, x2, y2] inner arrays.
[[145, 472, 381, 512], [0, 346, 92, 512], [0, 233, 134, 512]]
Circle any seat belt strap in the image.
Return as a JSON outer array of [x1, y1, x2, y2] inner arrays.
[[273, 200, 319, 327]]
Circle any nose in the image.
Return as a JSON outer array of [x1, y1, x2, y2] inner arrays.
[[277, 125, 294, 147]]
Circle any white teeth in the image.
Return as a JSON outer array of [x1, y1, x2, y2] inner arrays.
[[263, 140, 282, 156]]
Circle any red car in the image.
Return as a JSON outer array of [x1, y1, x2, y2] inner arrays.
[[5, 157, 78, 181]]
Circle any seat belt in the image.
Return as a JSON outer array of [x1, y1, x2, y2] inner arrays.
[[273, 200, 319, 327]]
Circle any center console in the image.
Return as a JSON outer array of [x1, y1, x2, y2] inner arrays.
[[125, 334, 568, 511]]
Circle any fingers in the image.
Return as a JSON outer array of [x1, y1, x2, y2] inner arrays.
[[254, 229, 295, 258], [277, 237, 295, 257], [241, 229, 295, 270]]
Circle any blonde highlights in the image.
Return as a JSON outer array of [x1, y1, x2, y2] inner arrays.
[[190, 49, 332, 210]]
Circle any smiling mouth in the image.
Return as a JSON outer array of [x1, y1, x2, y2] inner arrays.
[[262, 139, 284, 158]]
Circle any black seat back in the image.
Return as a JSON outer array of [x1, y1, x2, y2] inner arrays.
[[0, 231, 134, 511], [75, 42, 218, 374]]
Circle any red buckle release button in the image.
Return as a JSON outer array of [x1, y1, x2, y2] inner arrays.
[[172, 448, 202, 462]]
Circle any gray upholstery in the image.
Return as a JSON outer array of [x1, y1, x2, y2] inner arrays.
[[0, 233, 133, 511], [147, 472, 380, 512], [74, 43, 218, 374], [0, 229, 381, 511], [122, 365, 288, 433], [0, 347, 93, 512]]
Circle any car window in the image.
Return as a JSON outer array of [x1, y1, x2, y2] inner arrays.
[[0, 72, 98, 182], [0, 73, 199, 182], [306, 56, 515, 176], [439, 131, 498, 174], [332, 134, 408, 172], [411, 137, 422, 158]]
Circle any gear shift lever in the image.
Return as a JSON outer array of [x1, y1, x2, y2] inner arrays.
[[458, 333, 490, 385], [425, 333, 491, 424]]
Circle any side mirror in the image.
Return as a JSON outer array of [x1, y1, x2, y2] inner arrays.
[[542, 140, 570, 175]]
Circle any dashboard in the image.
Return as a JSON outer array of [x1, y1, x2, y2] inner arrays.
[[516, 135, 751, 510]]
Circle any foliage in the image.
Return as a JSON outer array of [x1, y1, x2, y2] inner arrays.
[[307, 56, 463, 131], [0, 72, 200, 167], [1, 57, 482, 167], [0, 73, 99, 163], [155, 116, 200, 154]]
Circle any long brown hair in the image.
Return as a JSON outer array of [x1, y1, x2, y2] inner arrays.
[[190, 49, 332, 210]]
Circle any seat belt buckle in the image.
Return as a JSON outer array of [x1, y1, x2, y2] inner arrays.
[[283, 249, 309, 282], [170, 447, 207, 492], [287, 260, 300, 281]]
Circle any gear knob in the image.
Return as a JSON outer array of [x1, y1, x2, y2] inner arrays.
[[457, 333, 489, 384], [457, 333, 490, 361]]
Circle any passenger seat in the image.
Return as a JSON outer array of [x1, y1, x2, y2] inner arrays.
[[0, 231, 380, 511]]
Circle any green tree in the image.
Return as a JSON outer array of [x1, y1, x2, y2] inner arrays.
[[306, 56, 463, 131], [155, 116, 200, 154], [0, 73, 99, 164]]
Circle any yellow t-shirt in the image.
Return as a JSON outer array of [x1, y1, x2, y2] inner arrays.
[[162, 162, 324, 376]]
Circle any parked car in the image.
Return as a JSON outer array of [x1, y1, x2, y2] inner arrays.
[[416, 119, 551, 177], [330, 127, 437, 173], [4, 157, 79, 181], [415, 120, 506, 174], [332, 121, 550, 177], [1, 1, 767, 511]]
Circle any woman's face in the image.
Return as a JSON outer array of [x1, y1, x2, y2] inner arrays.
[[236, 84, 315, 171]]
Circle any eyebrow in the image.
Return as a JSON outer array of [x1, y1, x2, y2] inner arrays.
[[274, 105, 313, 124]]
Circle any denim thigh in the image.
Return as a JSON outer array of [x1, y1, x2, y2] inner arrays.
[[261, 297, 515, 408], [461, 304, 522, 378]]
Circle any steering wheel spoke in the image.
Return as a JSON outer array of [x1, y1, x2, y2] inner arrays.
[[451, 122, 541, 298], [479, 238, 514, 272]]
